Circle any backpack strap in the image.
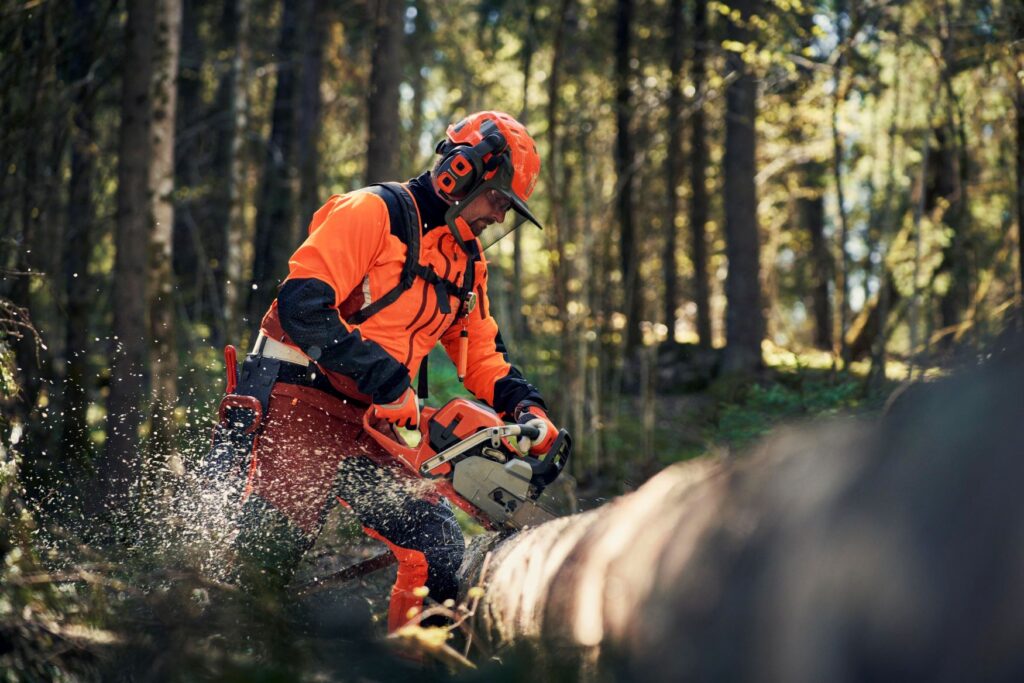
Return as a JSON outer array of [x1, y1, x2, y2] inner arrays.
[[347, 182, 420, 325], [346, 182, 480, 399]]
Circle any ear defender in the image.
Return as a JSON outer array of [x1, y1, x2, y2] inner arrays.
[[434, 120, 509, 203]]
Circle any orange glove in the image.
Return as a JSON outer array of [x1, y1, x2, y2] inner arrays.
[[370, 387, 420, 429], [515, 404, 557, 456]]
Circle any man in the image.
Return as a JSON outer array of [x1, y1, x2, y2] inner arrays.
[[206, 111, 560, 632]]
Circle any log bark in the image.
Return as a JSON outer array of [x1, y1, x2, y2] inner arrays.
[[459, 349, 1024, 681]]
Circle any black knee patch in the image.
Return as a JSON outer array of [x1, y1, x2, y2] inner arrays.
[[333, 457, 465, 603]]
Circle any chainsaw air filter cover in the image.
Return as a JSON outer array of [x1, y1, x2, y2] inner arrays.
[[426, 399, 510, 454]]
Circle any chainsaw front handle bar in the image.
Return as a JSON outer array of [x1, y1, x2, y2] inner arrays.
[[516, 423, 542, 441], [360, 408, 540, 476], [418, 423, 541, 475]]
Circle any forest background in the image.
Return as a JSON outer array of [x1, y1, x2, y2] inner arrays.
[[0, 0, 1022, 677]]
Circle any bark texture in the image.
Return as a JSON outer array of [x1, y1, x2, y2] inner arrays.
[[721, 0, 764, 373], [61, 0, 99, 460], [663, 0, 684, 337], [800, 160, 833, 350], [461, 348, 1024, 681], [247, 0, 300, 328], [366, 0, 403, 183], [100, 0, 157, 515], [297, 0, 327, 227], [209, 0, 249, 344], [689, 0, 712, 349], [148, 0, 182, 458], [615, 0, 641, 355]]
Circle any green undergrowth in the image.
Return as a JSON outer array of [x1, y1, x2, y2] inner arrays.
[[711, 368, 878, 450], [580, 358, 900, 498]]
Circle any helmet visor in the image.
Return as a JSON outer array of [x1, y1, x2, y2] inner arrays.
[[477, 213, 527, 251], [507, 192, 542, 230]]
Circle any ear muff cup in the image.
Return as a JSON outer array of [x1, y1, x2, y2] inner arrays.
[[434, 121, 509, 203]]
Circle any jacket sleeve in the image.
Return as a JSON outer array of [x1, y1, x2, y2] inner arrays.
[[276, 193, 411, 403], [440, 258, 545, 417]]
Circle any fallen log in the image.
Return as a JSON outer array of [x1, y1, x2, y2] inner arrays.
[[460, 344, 1024, 681]]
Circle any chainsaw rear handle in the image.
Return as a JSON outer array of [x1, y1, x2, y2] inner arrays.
[[526, 428, 572, 488]]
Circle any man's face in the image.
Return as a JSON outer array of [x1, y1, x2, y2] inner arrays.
[[458, 188, 513, 236]]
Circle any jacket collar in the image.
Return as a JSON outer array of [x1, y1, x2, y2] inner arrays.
[[407, 171, 449, 233]]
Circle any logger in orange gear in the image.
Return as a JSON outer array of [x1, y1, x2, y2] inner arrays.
[[204, 111, 560, 633]]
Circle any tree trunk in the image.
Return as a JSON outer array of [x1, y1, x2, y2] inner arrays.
[[6, 10, 52, 430], [1015, 0, 1024, 319], [545, 0, 574, 413], [615, 0, 641, 356], [148, 0, 182, 461], [867, 14, 904, 392], [209, 0, 249, 345], [366, 0, 402, 183], [407, 0, 430, 172], [460, 355, 1024, 681], [721, 0, 763, 374], [172, 0, 203, 325], [801, 161, 833, 350], [297, 0, 327, 226], [831, 0, 852, 368], [99, 0, 157, 518], [908, 106, 936, 377], [663, 0, 684, 338], [246, 0, 300, 329], [60, 0, 99, 463], [931, 122, 968, 349], [933, 1, 972, 347], [1018, 45, 1024, 318], [689, 0, 712, 349], [510, 0, 538, 345]]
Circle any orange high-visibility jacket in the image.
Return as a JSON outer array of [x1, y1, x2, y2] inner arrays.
[[259, 173, 544, 416]]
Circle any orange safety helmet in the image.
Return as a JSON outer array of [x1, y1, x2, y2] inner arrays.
[[432, 111, 543, 239]]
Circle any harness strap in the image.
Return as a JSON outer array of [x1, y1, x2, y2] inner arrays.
[[347, 183, 421, 325]]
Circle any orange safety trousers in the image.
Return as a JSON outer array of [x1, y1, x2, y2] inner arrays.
[[230, 379, 464, 632]]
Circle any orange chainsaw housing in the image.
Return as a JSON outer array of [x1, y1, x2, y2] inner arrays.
[[363, 398, 519, 529]]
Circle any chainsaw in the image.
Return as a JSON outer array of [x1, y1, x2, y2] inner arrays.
[[362, 398, 571, 531]]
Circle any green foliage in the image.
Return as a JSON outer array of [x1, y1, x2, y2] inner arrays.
[[715, 372, 864, 449]]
